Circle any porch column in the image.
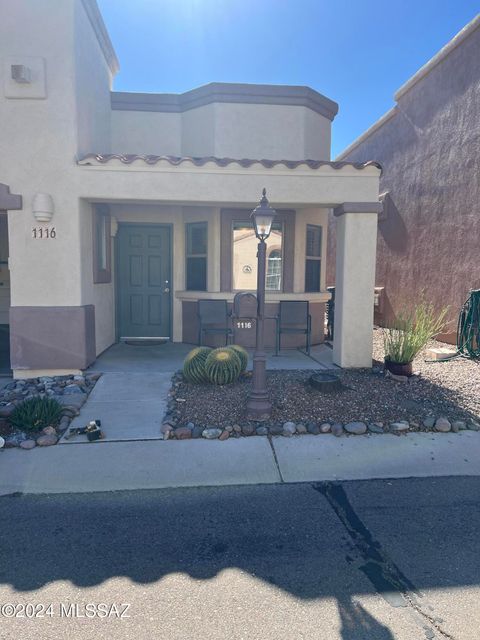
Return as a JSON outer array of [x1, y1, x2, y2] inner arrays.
[[332, 202, 382, 368]]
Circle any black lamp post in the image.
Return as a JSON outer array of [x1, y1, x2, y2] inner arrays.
[[246, 188, 276, 421]]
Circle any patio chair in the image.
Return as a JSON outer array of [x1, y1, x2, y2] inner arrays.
[[276, 301, 312, 356], [198, 299, 233, 347]]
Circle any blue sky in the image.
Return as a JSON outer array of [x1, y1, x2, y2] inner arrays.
[[97, 0, 479, 157]]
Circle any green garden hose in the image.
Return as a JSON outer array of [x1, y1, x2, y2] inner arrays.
[[456, 288, 480, 359]]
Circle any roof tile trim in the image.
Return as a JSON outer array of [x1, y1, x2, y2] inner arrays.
[[77, 154, 381, 172]]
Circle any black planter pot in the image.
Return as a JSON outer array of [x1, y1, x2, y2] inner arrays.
[[384, 359, 413, 377]]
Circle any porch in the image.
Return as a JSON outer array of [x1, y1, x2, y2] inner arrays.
[[88, 340, 337, 374], [5, 156, 382, 378]]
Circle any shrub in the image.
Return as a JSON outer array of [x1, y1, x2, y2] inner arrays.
[[383, 300, 449, 364], [9, 397, 63, 432], [183, 346, 212, 384], [205, 347, 242, 385], [229, 344, 249, 373]]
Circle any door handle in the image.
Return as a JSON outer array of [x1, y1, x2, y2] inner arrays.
[[164, 287, 170, 293]]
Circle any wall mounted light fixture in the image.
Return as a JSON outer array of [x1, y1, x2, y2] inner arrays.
[[32, 193, 54, 222]]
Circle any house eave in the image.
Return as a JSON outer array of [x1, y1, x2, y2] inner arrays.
[[111, 83, 339, 121], [81, 0, 120, 76]]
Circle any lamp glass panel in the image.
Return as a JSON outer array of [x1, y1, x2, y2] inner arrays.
[[254, 213, 274, 240]]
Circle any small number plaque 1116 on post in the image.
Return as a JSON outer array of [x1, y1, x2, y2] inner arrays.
[[32, 227, 56, 239], [235, 320, 253, 330]]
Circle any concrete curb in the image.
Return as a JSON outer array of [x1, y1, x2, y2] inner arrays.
[[1, 431, 479, 495], [0, 437, 280, 495]]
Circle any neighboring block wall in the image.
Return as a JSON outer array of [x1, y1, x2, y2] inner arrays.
[[329, 20, 480, 342]]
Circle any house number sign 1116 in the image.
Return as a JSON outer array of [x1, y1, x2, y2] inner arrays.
[[32, 227, 56, 239]]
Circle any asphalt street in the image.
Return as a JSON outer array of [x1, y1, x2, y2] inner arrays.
[[1, 477, 479, 639]]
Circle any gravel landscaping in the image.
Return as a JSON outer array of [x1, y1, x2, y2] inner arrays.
[[0, 373, 101, 449], [163, 329, 480, 440]]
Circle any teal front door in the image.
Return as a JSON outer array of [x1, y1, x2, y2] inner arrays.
[[117, 225, 172, 338]]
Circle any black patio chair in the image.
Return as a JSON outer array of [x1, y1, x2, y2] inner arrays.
[[198, 299, 233, 346], [276, 301, 312, 356]]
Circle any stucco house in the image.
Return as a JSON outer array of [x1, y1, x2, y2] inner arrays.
[[331, 14, 480, 343], [0, 0, 382, 379]]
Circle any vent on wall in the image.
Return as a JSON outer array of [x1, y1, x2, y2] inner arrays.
[[11, 64, 31, 84], [3, 57, 46, 99]]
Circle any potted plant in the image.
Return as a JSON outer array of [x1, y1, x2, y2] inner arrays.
[[383, 300, 448, 376]]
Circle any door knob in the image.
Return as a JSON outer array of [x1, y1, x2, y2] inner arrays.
[[164, 287, 170, 293]]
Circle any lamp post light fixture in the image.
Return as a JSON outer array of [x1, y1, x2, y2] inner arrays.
[[246, 188, 276, 421]]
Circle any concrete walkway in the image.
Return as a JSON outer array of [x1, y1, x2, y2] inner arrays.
[[60, 341, 336, 443], [60, 372, 173, 443], [2, 431, 480, 495]]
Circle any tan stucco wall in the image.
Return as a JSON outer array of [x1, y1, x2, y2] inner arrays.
[[76, 163, 380, 205], [74, 0, 113, 156], [332, 211, 378, 368], [1, 0, 89, 310], [181, 104, 216, 156], [110, 102, 332, 160], [304, 108, 331, 161], [111, 111, 182, 155], [213, 103, 330, 160]]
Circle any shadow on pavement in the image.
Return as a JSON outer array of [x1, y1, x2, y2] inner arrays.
[[338, 595, 395, 640], [1, 477, 479, 637]]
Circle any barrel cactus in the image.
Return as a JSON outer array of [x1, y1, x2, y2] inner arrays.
[[205, 347, 242, 385], [183, 346, 212, 384], [229, 344, 249, 373]]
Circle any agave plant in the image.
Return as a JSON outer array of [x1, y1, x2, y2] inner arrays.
[[9, 396, 63, 432]]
